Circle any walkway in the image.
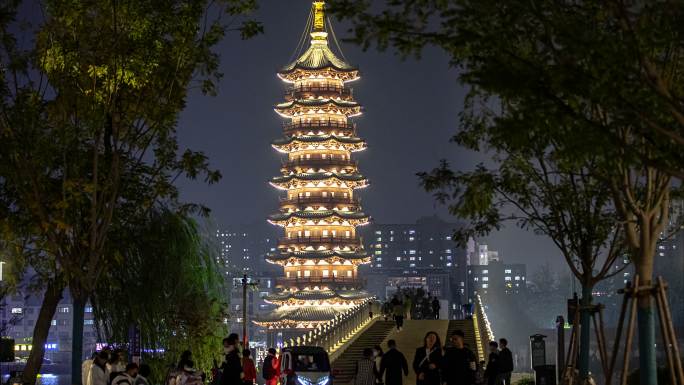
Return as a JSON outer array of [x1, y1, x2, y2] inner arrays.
[[332, 318, 480, 385]]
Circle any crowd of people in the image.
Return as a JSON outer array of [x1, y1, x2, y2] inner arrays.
[[79, 328, 514, 385], [81, 349, 151, 385], [382, 289, 443, 330], [353, 332, 514, 385]]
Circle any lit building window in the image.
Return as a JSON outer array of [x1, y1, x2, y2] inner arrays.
[[409, 230, 416, 234], [483, 270, 489, 274], [482, 284, 489, 288], [505, 276, 512, 281], [514, 276, 520, 281], [11, 308, 22, 314], [505, 269, 512, 274], [409, 237, 415, 241], [482, 277, 489, 282], [396, 257, 401, 261]]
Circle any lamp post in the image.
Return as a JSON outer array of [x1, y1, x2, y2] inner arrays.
[[241, 274, 260, 349]]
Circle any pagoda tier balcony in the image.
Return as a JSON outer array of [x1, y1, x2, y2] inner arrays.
[[283, 120, 355, 136], [279, 195, 358, 207], [285, 85, 353, 101], [282, 158, 358, 171], [274, 276, 365, 289], [277, 236, 363, 248]]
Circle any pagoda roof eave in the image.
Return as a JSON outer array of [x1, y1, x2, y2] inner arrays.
[[268, 210, 369, 222], [272, 172, 367, 183], [272, 134, 365, 146], [276, 99, 360, 110]]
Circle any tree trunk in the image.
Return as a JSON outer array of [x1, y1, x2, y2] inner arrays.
[[22, 280, 64, 385], [637, 262, 657, 385], [71, 293, 86, 385], [578, 283, 593, 379]]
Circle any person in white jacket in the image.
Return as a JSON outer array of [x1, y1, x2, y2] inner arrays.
[[82, 353, 98, 385], [90, 352, 110, 385]]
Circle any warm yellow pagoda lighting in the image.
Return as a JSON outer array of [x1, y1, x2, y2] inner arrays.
[[313, 1, 325, 31]]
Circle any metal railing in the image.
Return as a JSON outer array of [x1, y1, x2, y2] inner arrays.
[[472, 294, 495, 362], [279, 196, 357, 205], [283, 158, 358, 168], [275, 276, 365, 287], [287, 85, 353, 96], [283, 120, 355, 134], [278, 235, 360, 245], [282, 299, 377, 352]]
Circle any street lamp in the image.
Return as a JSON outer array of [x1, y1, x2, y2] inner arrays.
[[241, 274, 260, 349]]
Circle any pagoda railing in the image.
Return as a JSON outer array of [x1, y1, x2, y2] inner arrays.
[[279, 196, 357, 205], [287, 84, 352, 97], [275, 276, 365, 287], [283, 120, 355, 134], [282, 299, 377, 353], [283, 158, 358, 168], [278, 236, 360, 245]]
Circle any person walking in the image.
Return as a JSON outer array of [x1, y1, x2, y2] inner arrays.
[[498, 339, 513, 385], [412, 332, 442, 385], [221, 334, 243, 385], [484, 342, 501, 385], [263, 348, 280, 385], [379, 340, 408, 385], [393, 300, 405, 331], [90, 352, 109, 385], [431, 298, 440, 320], [404, 295, 413, 320], [82, 352, 97, 385], [355, 348, 376, 385], [242, 349, 256, 385], [373, 345, 384, 385], [441, 330, 476, 385], [112, 363, 139, 385]]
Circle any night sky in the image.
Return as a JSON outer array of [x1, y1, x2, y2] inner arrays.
[[177, 1, 560, 271]]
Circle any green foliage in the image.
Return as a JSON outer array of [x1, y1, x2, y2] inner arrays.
[[91, 208, 228, 379], [328, 2, 683, 382], [329, 0, 684, 178], [0, 0, 260, 382]]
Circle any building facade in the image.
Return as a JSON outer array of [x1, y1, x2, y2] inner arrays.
[[257, 1, 372, 333], [0, 288, 98, 366], [216, 223, 280, 276], [360, 216, 469, 318]]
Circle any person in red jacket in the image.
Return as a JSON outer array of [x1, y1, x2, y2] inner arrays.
[[242, 349, 257, 385], [263, 348, 280, 385]]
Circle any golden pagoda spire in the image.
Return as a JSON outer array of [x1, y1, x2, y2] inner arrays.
[[312, 1, 326, 32]]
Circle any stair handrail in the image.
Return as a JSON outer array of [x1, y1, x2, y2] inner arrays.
[[282, 298, 376, 351], [473, 294, 495, 361]]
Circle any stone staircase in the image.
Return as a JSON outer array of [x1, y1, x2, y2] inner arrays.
[[445, 319, 479, 355], [329, 319, 482, 385], [330, 320, 395, 385]]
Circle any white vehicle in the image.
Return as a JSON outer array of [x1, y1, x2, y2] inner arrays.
[[280, 346, 332, 385]]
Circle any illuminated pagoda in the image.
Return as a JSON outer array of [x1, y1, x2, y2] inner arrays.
[[257, 1, 372, 333]]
